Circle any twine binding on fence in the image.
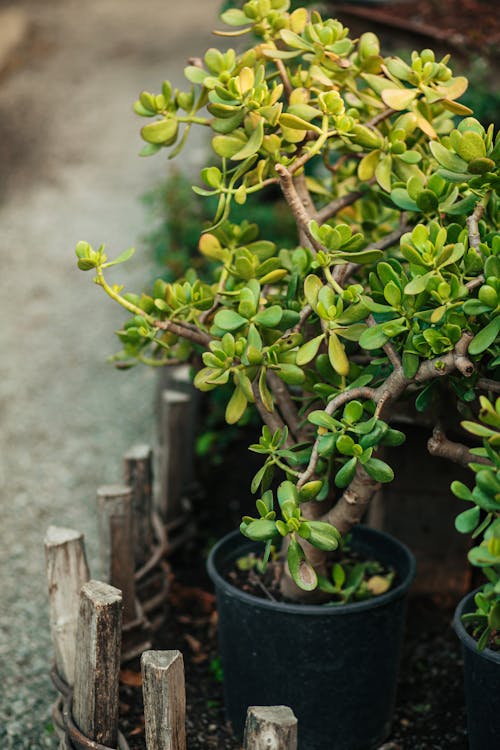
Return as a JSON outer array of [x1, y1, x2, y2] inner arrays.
[[50, 666, 132, 750]]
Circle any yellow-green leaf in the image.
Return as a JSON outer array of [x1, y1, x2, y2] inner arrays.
[[232, 118, 265, 161], [297, 334, 324, 365], [358, 150, 380, 181], [225, 387, 248, 424], [381, 88, 418, 110], [328, 332, 350, 376], [141, 118, 178, 144]]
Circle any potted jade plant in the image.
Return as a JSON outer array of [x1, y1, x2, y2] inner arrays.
[[76, 2, 499, 747], [452, 397, 500, 750]]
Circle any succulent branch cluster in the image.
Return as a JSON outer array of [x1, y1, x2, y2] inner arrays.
[[77, 1, 499, 597]]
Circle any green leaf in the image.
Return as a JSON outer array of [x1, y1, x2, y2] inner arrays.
[[298, 481, 323, 502], [254, 305, 283, 327], [184, 66, 208, 85], [359, 325, 389, 350], [77, 258, 97, 271], [337, 435, 356, 456], [363, 458, 394, 483], [213, 309, 248, 331], [220, 8, 249, 25], [383, 281, 402, 308], [375, 155, 392, 192], [275, 364, 306, 386], [280, 112, 315, 131], [381, 87, 418, 110], [259, 367, 274, 412], [202, 166, 223, 188], [343, 400, 364, 424], [402, 351, 419, 379], [455, 506, 480, 534], [404, 271, 434, 295], [303, 274, 323, 309], [232, 118, 264, 161], [225, 387, 247, 424], [468, 316, 500, 355], [241, 519, 278, 542], [251, 464, 269, 494], [390, 188, 419, 212], [141, 118, 178, 145], [328, 332, 350, 376], [429, 141, 468, 172], [287, 537, 318, 592], [306, 522, 341, 551], [308, 411, 339, 431], [296, 334, 324, 366], [339, 249, 383, 265], [103, 247, 135, 268], [212, 133, 247, 158], [335, 457, 357, 488]]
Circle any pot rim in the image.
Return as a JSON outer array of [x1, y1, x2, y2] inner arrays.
[[453, 588, 500, 665], [207, 525, 416, 616]]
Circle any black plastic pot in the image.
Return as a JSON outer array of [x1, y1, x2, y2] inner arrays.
[[207, 525, 416, 750], [453, 590, 500, 750]]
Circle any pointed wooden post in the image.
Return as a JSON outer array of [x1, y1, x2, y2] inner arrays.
[[124, 444, 154, 567], [97, 484, 136, 623], [72, 580, 122, 747], [244, 706, 298, 750], [44, 526, 90, 685], [157, 390, 190, 522], [141, 650, 186, 750]]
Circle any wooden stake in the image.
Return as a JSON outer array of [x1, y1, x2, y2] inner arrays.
[[244, 706, 298, 750], [169, 366, 199, 494], [97, 485, 136, 623], [157, 390, 190, 522], [141, 650, 186, 750], [44, 526, 90, 685], [72, 580, 122, 747], [124, 443, 154, 567]]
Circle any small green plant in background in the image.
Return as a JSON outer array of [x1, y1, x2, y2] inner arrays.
[[452, 397, 500, 651], [77, 1, 499, 601]]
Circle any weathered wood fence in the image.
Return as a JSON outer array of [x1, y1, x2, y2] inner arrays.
[[45, 377, 298, 749]]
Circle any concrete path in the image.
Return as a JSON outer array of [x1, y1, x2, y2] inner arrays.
[[0, 1, 220, 746]]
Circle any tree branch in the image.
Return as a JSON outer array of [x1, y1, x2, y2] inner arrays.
[[414, 332, 475, 381], [252, 379, 294, 448], [367, 107, 396, 128], [324, 464, 381, 535], [154, 319, 212, 346], [427, 426, 491, 467], [275, 164, 322, 252], [477, 378, 500, 393], [317, 189, 365, 224], [275, 58, 293, 99], [367, 315, 401, 371], [466, 202, 485, 250], [297, 332, 476, 492], [297, 385, 377, 487], [466, 275, 484, 292], [266, 370, 305, 442]]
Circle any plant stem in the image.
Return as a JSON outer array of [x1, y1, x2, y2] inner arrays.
[[427, 426, 491, 467]]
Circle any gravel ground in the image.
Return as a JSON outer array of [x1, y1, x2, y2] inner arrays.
[[0, 2, 219, 747]]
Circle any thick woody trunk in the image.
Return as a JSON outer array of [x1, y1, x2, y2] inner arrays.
[[324, 465, 381, 534], [279, 467, 380, 602]]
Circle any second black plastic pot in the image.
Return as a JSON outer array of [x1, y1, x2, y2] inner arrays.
[[207, 525, 416, 750], [453, 590, 500, 750]]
